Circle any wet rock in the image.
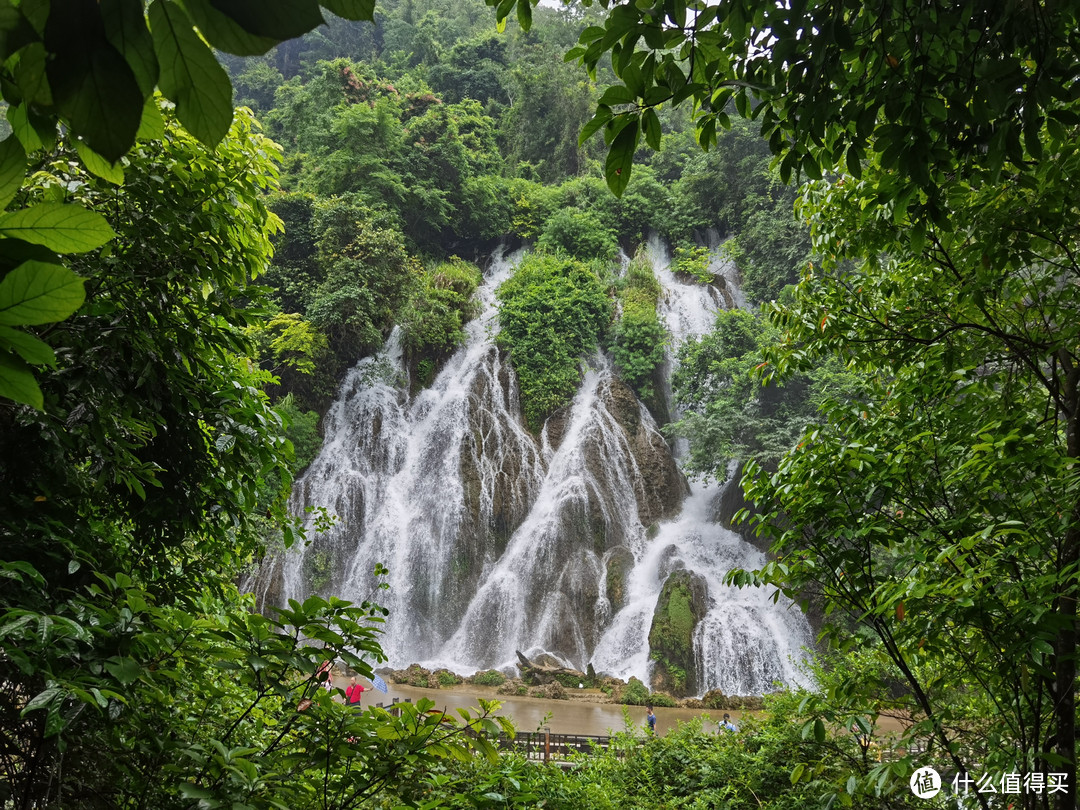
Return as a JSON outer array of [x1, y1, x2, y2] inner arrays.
[[531, 681, 568, 700], [598, 377, 688, 526], [648, 570, 709, 697], [541, 404, 572, 452], [497, 677, 529, 696], [711, 463, 768, 553], [604, 546, 635, 614]]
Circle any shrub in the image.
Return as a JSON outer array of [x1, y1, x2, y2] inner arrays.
[[537, 208, 618, 262], [436, 669, 462, 686], [401, 257, 483, 357], [496, 252, 612, 430], [471, 669, 507, 687], [672, 244, 713, 283], [611, 251, 666, 401], [619, 677, 651, 706]]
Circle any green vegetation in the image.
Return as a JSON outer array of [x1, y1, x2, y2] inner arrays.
[[619, 677, 651, 706], [537, 207, 618, 262], [394, 692, 913, 809], [671, 245, 712, 284], [611, 250, 666, 404], [401, 257, 483, 362], [0, 103, 516, 807], [672, 309, 860, 476], [543, 0, 1080, 804], [470, 669, 507, 687], [496, 252, 612, 431], [11, 0, 1075, 806]]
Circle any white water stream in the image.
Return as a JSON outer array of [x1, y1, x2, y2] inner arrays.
[[256, 238, 812, 696]]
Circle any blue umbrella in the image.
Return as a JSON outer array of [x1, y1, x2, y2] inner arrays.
[[371, 674, 389, 693]]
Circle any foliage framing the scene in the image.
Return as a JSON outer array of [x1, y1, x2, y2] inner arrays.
[[0, 0, 377, 410]]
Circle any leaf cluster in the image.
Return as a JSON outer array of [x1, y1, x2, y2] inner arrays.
[[495, 251, 612, 431]]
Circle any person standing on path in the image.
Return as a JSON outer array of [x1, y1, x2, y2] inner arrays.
[[346, 677, 367, 709]]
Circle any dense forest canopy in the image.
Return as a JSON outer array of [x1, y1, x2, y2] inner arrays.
[[1, 0, 1079, 808]]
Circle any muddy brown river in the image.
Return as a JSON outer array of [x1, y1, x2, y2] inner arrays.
[[333, 679, 745, 736]]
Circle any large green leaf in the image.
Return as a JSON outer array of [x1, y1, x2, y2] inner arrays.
[[181, 0, 278, 56], [75, 139, 125, 185], [12, 42, 52, 105], [44, 0, 145, 162], [0, 350, 43, 409], [0, 204, 116, 253], [0, 261, 86, 326], [149, 0, 233, 148], [136, 95, 166, 141], [320, 0, 376, 21], [101, 0, 160, 96], [7, 103, 43, 153], [0, 325, 55, 366], [0, 135, 26, 210], [0, 3, 38, 62], [604, 117, 638, 197], [209, 0, 323, 40]]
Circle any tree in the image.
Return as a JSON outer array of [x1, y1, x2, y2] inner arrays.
[[734, 150, 1080, 809], [671, 308, 858, 477], [478, 1, 1080, 807], [0, 0, 379, 410]]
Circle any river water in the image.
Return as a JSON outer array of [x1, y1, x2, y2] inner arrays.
[[333, 680, 743, 737]]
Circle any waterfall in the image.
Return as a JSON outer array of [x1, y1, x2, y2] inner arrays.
[[256, 238, 813, 695]]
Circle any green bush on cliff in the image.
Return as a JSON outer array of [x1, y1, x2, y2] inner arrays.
[[401, 257, 483, 357], [611, 251, 666, 402], [497, 252, 612, 430], [537, 208, 619, 262], [672, 244, 713, 283]]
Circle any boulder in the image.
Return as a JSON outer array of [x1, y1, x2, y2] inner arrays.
[[648, 570, 709, 697]]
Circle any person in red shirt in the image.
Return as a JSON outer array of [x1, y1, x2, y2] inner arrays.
[[345, 677, 367, 708]]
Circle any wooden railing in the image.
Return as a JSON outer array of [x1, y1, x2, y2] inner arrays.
[[498, 731, 616, 764], [372, 700, 615, 764]]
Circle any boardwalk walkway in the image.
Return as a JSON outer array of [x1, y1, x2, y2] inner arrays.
[[375, 698, 614, 764]]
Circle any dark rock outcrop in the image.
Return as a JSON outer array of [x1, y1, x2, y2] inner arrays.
[[648, 569, 709, 697]]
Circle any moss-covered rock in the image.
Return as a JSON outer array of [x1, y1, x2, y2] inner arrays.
[[388, 664, 438, 688], [604, 546, 635, 613], [648, 569, 708, 697]]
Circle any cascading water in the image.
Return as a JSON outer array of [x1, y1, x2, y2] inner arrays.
[[589, 235, 811, 694], [255, 238, 813, 695]]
